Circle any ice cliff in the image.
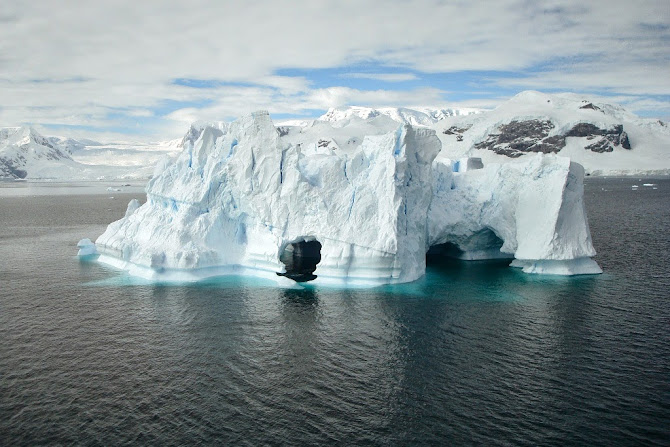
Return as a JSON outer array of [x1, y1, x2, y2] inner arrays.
[[92, 110, 601, 285]]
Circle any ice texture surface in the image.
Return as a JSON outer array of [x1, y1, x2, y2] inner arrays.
[[77, 238, 97, 256]]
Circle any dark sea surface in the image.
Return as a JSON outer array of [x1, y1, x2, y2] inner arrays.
[[1, 178, 669, 446]]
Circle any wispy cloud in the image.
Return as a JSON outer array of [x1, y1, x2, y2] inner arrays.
[[1, 0, 668, 140], [341, 73, 419, 82]]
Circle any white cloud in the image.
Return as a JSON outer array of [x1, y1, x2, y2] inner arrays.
[[341, 73, 419, 82], [1, 0, 668, 139]]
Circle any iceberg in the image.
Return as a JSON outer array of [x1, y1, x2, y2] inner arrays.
[[91, 111, 601, 286], [77, 238, 97, 257]]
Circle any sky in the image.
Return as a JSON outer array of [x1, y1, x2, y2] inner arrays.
[[1, 0, 669, 142]]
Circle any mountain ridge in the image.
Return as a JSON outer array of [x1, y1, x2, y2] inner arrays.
[[3, 91, 669, 179]]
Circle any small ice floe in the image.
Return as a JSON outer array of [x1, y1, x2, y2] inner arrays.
[[631, 185, 639, 189], [106, 187, 122, 192], [77, 238, 97, 256], [643, 183, 656, 187], [125, 199, 141, 217]]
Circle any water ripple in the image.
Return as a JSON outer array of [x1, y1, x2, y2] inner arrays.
[[1, 183, 670, 445]]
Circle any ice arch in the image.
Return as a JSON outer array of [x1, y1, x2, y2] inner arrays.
[[427, 228, 510, 262]]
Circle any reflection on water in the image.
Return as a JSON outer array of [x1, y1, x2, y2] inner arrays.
[[0, 181, 146, 197], [1, 180, 669, 445]]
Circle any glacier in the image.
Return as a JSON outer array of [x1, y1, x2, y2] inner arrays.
[[91, 110, 601, 286]]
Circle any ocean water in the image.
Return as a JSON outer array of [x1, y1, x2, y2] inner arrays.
[[0, 178, 668, 445]]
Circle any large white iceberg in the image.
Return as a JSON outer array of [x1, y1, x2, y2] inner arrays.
[[93, 111, 601, 286]]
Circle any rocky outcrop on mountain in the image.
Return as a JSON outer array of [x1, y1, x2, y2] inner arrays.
[[471, 119, 632, 157], [565, 123, 631, 152], [442, 125, 471, 141], [276, 126, 291, 137], [442, 125, 471, 135], [579, 102, 601, 111], [0, 159, 28, 178], [430, 91, 669, 175], [473, 120, 567, 157]]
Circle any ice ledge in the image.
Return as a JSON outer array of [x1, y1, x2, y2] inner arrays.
[[96, 255, 298, 286], [95, 255, 406, 288], [510, 257, 603, 275]]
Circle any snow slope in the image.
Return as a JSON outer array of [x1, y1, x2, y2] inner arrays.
[[92, 111, 600, 286], [0, 126, 178, 180], [1, 127, 75, 179], [429, 91, 670, 176], [319, 106, 482, 127]]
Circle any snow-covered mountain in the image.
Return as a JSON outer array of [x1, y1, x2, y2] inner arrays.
[[275, 96, 668, 175], [0, 126, 176, 180], [47, 136, 103, 154], [429, 91, 670, 176], [5, 91, 668, 180], [319, 106, 482, 127], [1, 127, 74, 178]]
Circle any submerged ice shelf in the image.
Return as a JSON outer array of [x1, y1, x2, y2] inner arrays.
[[83, 111, 601, 286]]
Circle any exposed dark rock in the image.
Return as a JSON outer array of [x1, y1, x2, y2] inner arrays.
[[508, 140, 534, 151], [474, 119, 632, 157], [566, 123, 604, 137], [0, 158, 28, 179], [497, 120, 553, 142], [530, 135, 567, 154], [619, 131, 631, 149], [579, 103, 601, 111], [442, 125, 471, 135], [474, 120, 566, 157], [276, 126, 290, 137], [566, 123, 631, 152], [585, 139, 613, 153], [543, 135, 567, 146], [566, 123, 623, 138]]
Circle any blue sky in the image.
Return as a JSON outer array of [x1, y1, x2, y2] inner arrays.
[[1, 0, 668, 141]]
